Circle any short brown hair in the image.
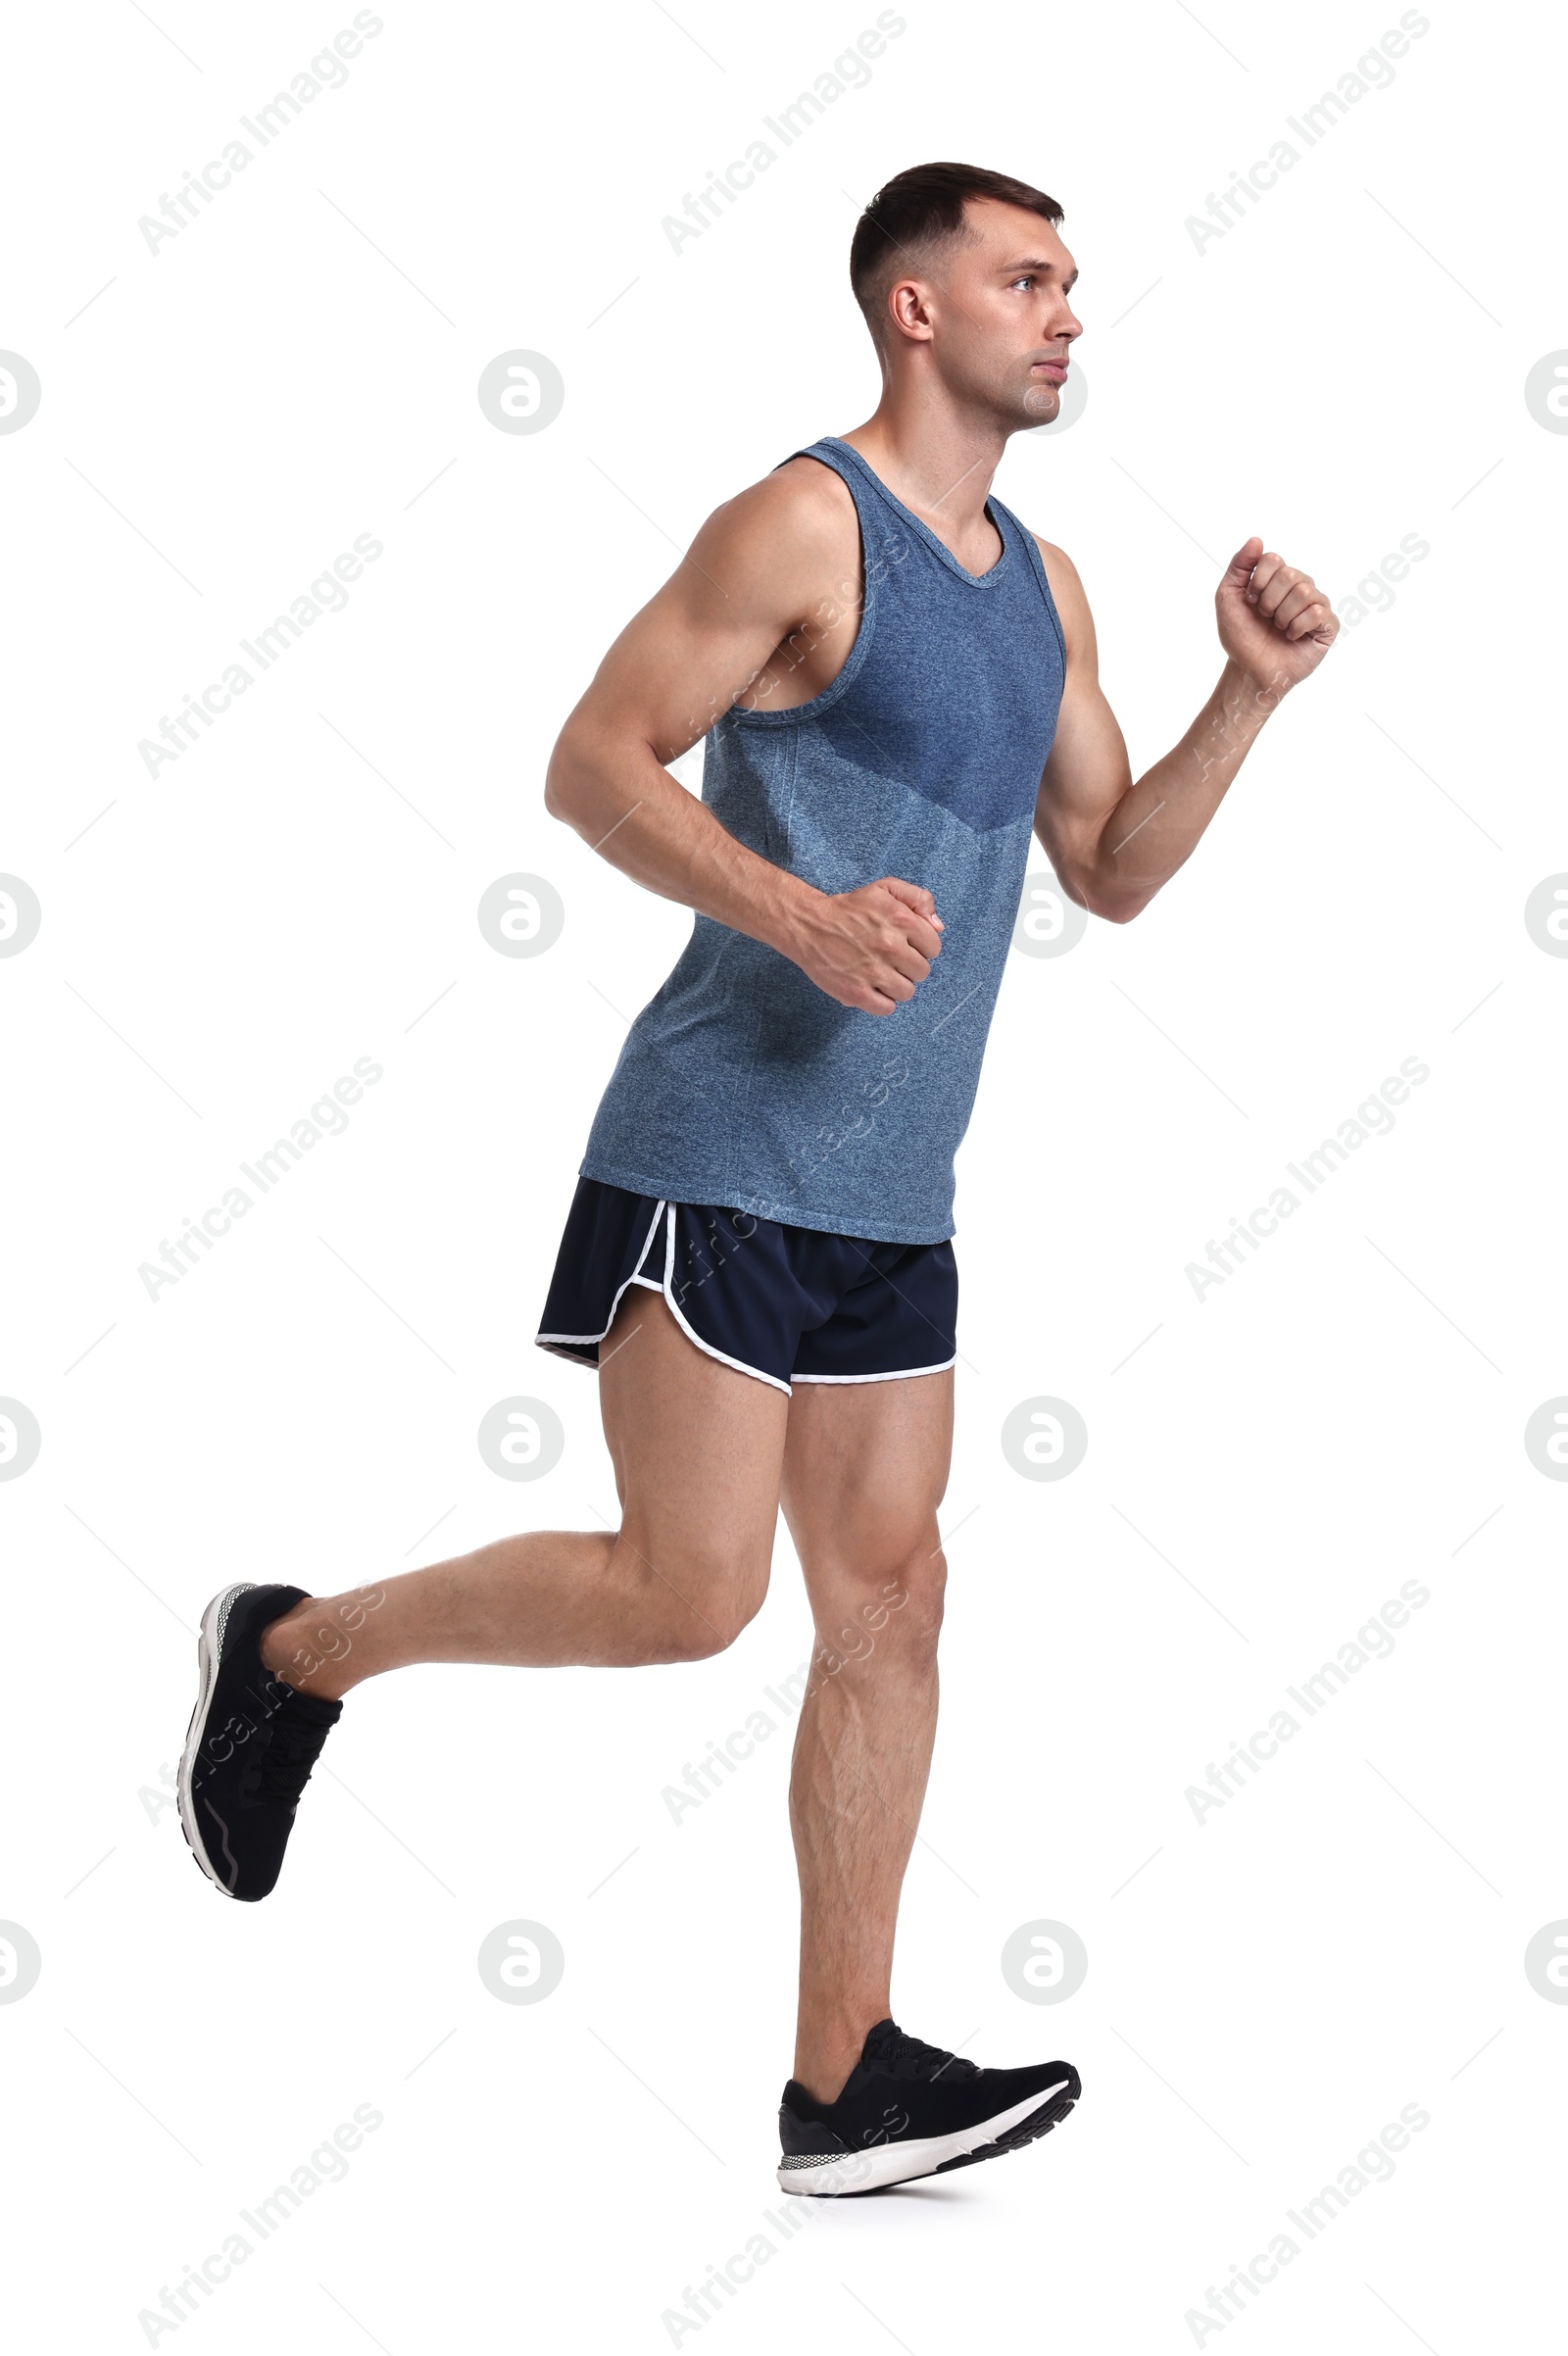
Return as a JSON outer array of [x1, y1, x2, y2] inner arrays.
[[850, 161, 1064, 340]]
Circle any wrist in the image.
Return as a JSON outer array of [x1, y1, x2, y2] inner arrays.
[[762, 871, 827, 964], [1219, 653, 1290, 720]]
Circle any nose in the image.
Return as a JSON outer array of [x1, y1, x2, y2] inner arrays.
[[1042, 296, 1080, 349]]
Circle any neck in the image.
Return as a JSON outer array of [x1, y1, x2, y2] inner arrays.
[[840, 376, 1007, 537]]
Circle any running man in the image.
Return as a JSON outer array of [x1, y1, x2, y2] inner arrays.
[[178, 161, 1338, 2194]]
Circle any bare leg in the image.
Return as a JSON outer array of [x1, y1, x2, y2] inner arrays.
[[260, 1289, 789, 1698], [779, 1369, 953, 2101]]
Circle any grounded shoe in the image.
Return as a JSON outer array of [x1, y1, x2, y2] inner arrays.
[[177, 1582, 342, 1901], [777, 2018, 1080, 2196]]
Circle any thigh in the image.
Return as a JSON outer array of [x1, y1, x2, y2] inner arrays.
[[598, 1280, 790, 1598], [780, 1369, 955, 1629]]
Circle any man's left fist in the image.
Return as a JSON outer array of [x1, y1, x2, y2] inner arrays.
[[1216, 535, 1339, 691]]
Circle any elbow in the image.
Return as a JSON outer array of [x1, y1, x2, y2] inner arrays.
[[1055, 859, 1150, 925], [546, 712, 635, 835], [542, 731, 584, 829], [1102, 890, 1152, 924]]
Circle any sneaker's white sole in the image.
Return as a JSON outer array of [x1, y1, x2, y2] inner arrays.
[[176, 1582, 256, 1894], [777, 2079, 1073, 2196]]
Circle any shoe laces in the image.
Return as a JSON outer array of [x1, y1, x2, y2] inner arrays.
[[869, 2024, 978, 2082], [248, 1711, 330, 1806]]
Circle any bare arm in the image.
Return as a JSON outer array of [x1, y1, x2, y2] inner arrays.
[[1031, 533, 1339, 922], [544, 464, 943, 1015]]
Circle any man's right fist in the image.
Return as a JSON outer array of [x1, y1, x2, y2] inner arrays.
[[788, 876, 945, 1015]]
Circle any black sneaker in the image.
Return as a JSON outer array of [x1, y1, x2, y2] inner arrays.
[[177, 1582, 342, 1901], [777, 2019, 1080, 2195]]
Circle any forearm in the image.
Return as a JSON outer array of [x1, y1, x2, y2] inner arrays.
[[545, 723, 819, 960], [1073, 659, 1285, 919]]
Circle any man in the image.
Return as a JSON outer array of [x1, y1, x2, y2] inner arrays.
[[177, 161, 1337, 2194]]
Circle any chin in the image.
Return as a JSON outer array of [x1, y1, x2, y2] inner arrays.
[[1016, 384, 1060, 427]]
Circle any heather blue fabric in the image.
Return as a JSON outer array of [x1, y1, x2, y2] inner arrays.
[[579, 436, 1067, 1244]]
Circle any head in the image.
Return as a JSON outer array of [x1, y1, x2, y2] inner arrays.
[[850, 161, 1081, 431]]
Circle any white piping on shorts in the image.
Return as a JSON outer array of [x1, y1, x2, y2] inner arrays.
[[539, 1200, 956, 1394], [657, 1202, 793, 1396], [535, 1196, 668, 1357]]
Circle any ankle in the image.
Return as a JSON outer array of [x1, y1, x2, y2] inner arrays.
[[260, 1601, 351, 1700], [793, 2014, 884, 2104], [259, 1580, 389, 1699], [792, 2047, 861, 2104]]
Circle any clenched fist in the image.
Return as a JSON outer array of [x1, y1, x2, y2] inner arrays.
[[788, 876, 945, 1015], [1217, 536, 1339, 692]]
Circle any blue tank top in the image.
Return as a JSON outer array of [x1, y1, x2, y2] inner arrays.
[[579, 436, 1067, 1244]]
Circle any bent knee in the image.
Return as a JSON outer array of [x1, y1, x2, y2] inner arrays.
[[664, 1576, 768, 1661], [615, 1532, 770, 1662]]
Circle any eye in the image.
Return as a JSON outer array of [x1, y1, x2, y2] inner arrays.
[[1009, 273, 1035, 292]]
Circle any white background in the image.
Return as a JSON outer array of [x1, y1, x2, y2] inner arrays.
[[2, 0, 1564, 2348]]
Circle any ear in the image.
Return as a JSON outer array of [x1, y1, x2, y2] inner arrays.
[[886, 274, 936, 345]]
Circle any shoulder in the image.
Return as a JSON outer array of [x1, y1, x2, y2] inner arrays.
[[698, 453, 858, 564], [1028, 533, 1087, 614], [678, 453, 859, 621], [1027, 533, 1096, 663]]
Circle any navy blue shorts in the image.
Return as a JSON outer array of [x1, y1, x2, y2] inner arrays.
[[535, 1179, 957, 1396]]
